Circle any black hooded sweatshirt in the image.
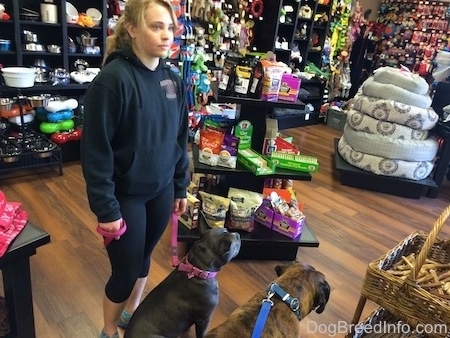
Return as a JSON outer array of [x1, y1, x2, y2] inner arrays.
[[80, 45, 190, 223]]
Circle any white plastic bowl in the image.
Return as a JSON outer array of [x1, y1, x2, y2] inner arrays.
[[66, 2, 79, 24], [2, 67, 36, 88], [86, 7, 102, 26]]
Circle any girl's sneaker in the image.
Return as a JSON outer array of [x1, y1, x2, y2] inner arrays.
[[117, 309, 133, 330], [99, 330, 119, 338]]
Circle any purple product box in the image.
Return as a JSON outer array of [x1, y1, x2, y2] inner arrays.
[[253, 199, 274, 229], [271, 212, 305, 239]]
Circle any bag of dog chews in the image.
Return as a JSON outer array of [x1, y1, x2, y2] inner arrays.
[[199, 191, 230, 228], [226, 187, 263, 232]]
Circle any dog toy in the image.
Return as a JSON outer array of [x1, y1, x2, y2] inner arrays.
[[40, 119, 75, 134], [44, 98, 78, 113], [77, 13, 96, 27], [0, 4, 11, 20], [46, 109, 74, 122], [51, 128, 82, 145]]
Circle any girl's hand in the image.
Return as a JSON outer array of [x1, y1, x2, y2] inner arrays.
[[173, 198, 187, 215], [98, 218, 123, 234]]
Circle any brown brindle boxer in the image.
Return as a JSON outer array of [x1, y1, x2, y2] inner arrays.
[[205, 262, 330, 338]]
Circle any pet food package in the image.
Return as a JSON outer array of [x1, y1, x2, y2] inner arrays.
[[260, 60, 286, 102], [198, 128, 224, 166], [179, 192, 201, 229], [226, 187, 263, 232], [233, 60, 253, 97], [278, 74, 301, 102], [187, 181, 199, 198], [199, 191, 230, 228], [217, 134, 239, 169], [248, 60, 264, 98], [218, 57, 238, 95], [263, 118, 278, 155]]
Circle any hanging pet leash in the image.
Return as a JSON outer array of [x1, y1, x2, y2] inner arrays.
[[96, 220, 127, 247], [251, 282, 302, 338], [251, 290, 274, 338], [171, 212, 180, 266]]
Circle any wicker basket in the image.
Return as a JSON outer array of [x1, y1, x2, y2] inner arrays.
[[360, 205, 450, 338], [352, 307, 425, 338]]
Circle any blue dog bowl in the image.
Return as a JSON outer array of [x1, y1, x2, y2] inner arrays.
[[0, 39, 11, 51]]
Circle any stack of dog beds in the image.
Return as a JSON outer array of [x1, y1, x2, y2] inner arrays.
[[337, 66, 440, 181]]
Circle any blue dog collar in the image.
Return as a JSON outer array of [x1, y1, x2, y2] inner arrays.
[[267, 282, 302, 320]]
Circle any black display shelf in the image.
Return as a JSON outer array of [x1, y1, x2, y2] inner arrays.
[[217, 95, 310, 151], [178, 213, 319, 261], [0, 146, 63, 176], [0, 83, 89, 94], [334, 139, 438, 199], [218, 95, 306, 110]]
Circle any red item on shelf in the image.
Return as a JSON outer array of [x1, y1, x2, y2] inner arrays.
[[0, 191, 28, 258]]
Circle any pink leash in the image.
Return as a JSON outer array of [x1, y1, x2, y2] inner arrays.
[[171, 213, 180, 266], [96, 221, 127, 247]]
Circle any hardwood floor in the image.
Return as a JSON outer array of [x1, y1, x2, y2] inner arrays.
[[1, 123, 450, 337]]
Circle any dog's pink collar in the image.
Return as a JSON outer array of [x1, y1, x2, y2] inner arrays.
[[177, 256, 218, 279]]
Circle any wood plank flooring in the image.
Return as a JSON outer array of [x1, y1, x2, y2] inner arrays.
[[1, 123, 450, 337]]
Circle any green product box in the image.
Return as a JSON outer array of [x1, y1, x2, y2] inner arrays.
[[234, 120, 253, 150], [270, 151, 319, 173], [237, 148, 276, 176]]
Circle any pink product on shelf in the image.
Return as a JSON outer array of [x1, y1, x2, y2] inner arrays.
[[278, 74, 301, 102]]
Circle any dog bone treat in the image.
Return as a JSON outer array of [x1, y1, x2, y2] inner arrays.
[[386, 254, 450, 298]]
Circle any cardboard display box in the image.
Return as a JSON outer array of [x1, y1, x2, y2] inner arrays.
[[270, 151, 319, 173], [254, 198, 305, 239], [237, 148, 276, 176]]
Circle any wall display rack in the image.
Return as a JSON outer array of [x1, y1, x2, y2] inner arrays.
[[250, 0, 332, 129], [371, 0, 450, 76], [0, 0, 107, 86], [0, 0, 108, 169]]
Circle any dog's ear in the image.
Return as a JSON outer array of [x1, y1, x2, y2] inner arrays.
[[314, 280, 330, 314], [274, 263, 291, 276], [274, 261, 304, 276]]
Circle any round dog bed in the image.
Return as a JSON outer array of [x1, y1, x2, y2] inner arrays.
[[373, 66, 429, 95], [337, 136, 434, 181], [343, 124, 438, 161], [352, 94, 439, 130], [362, 76, 432, 109], [346, 109, 429, 140]]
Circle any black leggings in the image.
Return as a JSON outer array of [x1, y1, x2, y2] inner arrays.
[[104, 184, 174, 303]]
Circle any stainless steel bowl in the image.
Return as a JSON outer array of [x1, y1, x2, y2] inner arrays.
[[28, 95, 50, 107], [23, 43, 45, 52], [47, 44, 61, 54], [0, 98, 14, 112]]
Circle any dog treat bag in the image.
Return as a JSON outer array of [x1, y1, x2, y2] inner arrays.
[[199, 129, 225, 167], [199, 191, 230, 228], [227, 187, 263, 232]]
